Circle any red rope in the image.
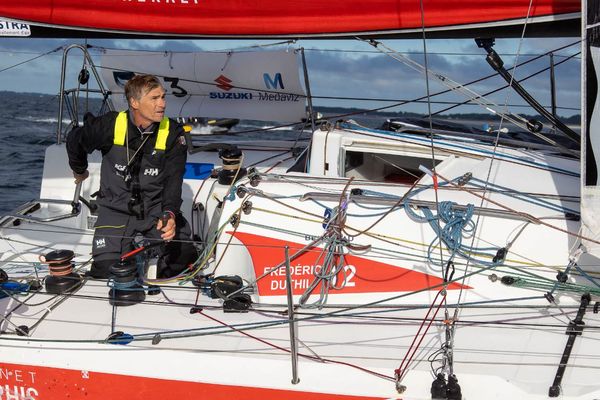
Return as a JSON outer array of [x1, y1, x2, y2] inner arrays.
[[120, 246, 145, 261], [395, 289, 446, 382], [198, 310, 395, 381]]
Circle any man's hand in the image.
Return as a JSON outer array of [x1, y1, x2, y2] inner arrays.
[[157, 212, 176, 241], [73, 170, 89, 184]]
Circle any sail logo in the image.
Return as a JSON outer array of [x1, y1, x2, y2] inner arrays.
[[113, 71, 135, 88], [214, 75, 233, 91], [263, 73, 284, 90], [0, 21, 31, 37], [210, 75, 254, 100], [209, 92, 253, 100], [143, 168, 159, 176], [260, 72, 300, 101], [209, 73, 298, 102]]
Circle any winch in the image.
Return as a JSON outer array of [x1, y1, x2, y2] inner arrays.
[[40, 249, 82, 294], [108, 257, 146, 306]]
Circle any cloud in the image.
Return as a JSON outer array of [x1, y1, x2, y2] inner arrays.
[[302, 38, 581, 116], [0, 37, 582, 116], [0, 38, 69, 52]]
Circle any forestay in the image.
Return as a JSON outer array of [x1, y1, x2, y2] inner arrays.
[[101, 49, 306, 122]]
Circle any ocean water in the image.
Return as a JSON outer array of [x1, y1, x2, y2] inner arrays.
[[0, 92, 315, 214], [0, 92, 60, 214], [1, 91, 576, 215]]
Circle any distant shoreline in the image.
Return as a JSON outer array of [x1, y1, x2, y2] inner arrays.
[[1, 90, 581, 127]]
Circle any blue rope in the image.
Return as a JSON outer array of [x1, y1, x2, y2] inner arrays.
[[107, 279, 141, 290], [107, 254, 145, 291], [225, 185, 237, 201], [572, 264, 600, 290], [0, 281, 31, 298], [402, 179, 502, 267], [468, 177, 579, 216]]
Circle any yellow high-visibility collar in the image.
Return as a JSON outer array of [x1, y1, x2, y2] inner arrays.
[[113, 111, 169, 150]]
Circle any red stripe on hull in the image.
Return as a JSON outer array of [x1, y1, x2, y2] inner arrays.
[[0, 362, 389, 400], [232, 231, 470, 296]]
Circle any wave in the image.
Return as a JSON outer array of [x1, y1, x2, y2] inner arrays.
[[13, 116, 71, 124], [0, 182, 27, 190]]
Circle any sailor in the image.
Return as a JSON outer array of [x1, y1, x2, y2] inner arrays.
[[66, 74, 197, 278]]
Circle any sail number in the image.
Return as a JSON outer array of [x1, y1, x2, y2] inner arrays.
[[332, 265, 356, 288], [111, 71, 188, 98], [163, 76, 188, 98]]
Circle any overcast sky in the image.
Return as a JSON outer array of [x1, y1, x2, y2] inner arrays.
[[0, 36, 581, 117]]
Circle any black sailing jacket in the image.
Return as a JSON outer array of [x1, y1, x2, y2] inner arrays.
[[66, 111, 187, 216]]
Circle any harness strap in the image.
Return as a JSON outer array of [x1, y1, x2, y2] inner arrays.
[[113, 112, 128, 146], [155, 117, 170, 150], [113, 111, 170, 150]]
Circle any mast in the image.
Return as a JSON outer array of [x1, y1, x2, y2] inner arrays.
[[580, 0, 600, 255]]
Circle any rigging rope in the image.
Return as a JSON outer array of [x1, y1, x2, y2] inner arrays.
[[364, 40, 535, 132], [339, 122, 579, 177], [395, 289, 447, 386], [197, 309, 395, 382], [0, 47, 63, 73]]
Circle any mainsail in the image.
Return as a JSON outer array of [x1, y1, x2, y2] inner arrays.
[[0, 0, 581, 38], [100, 50, 306, 122]]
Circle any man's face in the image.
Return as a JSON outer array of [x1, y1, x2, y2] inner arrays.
[[130, 85, 166, 127]]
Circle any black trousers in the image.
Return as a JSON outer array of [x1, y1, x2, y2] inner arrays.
[[90, 206, 198, 279]]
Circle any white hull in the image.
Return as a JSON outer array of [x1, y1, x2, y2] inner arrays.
[[0, 125, 598, 399]]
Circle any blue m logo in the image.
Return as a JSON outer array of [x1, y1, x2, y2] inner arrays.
[[263, 73, 284, 89]]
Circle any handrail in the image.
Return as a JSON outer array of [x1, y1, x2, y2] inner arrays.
[[57, 44, 114, 144], [1, 182, 83, 224]]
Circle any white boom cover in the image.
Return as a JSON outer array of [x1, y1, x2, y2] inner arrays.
[[100, 49, 306, 122]]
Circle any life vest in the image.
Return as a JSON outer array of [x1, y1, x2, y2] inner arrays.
[[97, 111, 173, 216], [113, 111, 170, 150]]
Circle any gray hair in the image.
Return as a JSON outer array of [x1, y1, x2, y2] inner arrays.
[[124, 74, 163, 106]]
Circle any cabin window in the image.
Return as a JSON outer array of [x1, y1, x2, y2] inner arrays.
[[343, 150, 441, 184]]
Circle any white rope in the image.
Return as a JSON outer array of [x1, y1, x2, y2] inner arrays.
[[364, 40, 534, 132]]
